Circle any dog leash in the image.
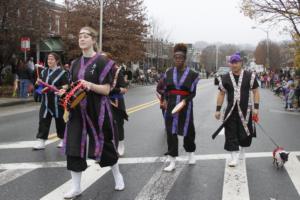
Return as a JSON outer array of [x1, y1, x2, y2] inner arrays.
[[255, 122, 280, 148]]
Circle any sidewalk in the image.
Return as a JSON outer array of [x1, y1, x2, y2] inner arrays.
[[0, 97, 34, 107]]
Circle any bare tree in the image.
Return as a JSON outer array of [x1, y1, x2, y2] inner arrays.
[[254, 40, 281, 70], [241, 0, 300, 37], [63, 0, 148, 64], [0, 0, 50, 70]]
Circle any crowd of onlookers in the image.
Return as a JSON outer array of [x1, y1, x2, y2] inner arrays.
[[7, 56, 70, 100], [5, 55, 134, 100], [258, 69, 300, 111]]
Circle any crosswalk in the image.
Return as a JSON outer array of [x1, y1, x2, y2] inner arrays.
[[1, 150, 300, 200]]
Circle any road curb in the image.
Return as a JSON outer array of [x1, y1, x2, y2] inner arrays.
[[0, 98, 35, 107]]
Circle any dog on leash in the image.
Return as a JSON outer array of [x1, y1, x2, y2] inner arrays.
[[273, 147, 289, 168]]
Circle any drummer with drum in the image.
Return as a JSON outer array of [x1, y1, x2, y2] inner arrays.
[[33, 52, 69, 150]]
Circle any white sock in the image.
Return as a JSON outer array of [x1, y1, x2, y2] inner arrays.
[[111, 163, 125, 190], [64, 171, 82, 199], [239, 147, 245, 160], [71, 171, 81, 192], [229, 151, 239, 167], [188, 152, 196, 165], [118, 141, 125, 156]]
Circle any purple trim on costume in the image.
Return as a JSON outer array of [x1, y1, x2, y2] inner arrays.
[[171, 67, 190, 134], [78, 53, 100, 80], [183, 102, 192, 136], [97, 96, 106, 161], [62, 122, 68, 155], [191, 77, 200, 92], [173, 67, 190, 89], [85, 111, 100, 157], [99, 60, 115, 83], [77, 54, 100, 158], [80, 101, 88, 158], [172, 95, 181, 134], [105, 97, 117, 151]]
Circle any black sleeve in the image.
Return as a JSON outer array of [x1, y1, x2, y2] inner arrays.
[[252, 78, 259, 90], [58, 71, 70, 89], [102, 68, 113, 85], [111, 70, 127, 94]]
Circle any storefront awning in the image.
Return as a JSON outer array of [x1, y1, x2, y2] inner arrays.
[[40, 38, 64, 52]]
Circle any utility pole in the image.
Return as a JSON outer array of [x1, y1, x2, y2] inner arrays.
[[99, 0, 103, 52], [216, 45, 219, 72]]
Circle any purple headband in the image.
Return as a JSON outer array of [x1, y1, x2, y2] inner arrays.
[[229, 53, 242, 63]]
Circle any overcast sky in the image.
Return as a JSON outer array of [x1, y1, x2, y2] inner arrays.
[[56, 0, 291, 45]]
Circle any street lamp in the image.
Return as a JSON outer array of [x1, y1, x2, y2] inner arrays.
[[252, 26, 270, 69], [99, 0, 103, 52], [215, 45, 219, 72]]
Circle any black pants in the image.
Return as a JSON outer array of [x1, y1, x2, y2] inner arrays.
[[116, 117, 125, 141], [36, 112, 65, 139], [165, 130, 196, 157], [66, 139, 119, 172], [224, 112, 252, 151]]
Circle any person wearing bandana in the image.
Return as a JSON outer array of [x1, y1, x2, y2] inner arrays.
[[33, 53, 69, 150], [213, 53, 260, 167], [59, 27, 125, 199], [162, 43, 200, 172]]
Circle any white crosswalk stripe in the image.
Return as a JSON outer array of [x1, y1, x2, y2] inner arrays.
[[0, 169, 34, 186], [284, 154, 300, 196], [40, 164, 111, 200], [222, 159, 250, 200], [0, 139, 59, 149], [0, 152, 300, 199], [135, 163, 185, 200]]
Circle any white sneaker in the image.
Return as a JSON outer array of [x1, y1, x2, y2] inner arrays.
[[63, 189, 81, 199], [64, 171, 82, 199], [33, 139, 46, 150], [239, 147, 245, 160], [57, 140, 63, 148], [164, 157, 176, 172], [112, 163, 125, 191], [188, 152, 196, 165], [228, 151, 239, 167], [118, 141, 125, 156]]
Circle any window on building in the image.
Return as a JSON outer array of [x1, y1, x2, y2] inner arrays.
[[55, 15, 60, 34]]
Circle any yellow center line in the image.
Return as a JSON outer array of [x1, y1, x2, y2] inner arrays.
[[127, 101, 159, 114], [126, 99, 158, 112], [47, 99, 159, 140]]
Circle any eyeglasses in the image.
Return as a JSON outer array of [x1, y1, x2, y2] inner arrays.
[[174, 56, 185, 61]]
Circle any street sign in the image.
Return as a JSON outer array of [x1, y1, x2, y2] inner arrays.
[[21, 37, 30, 52], [21, 37, 30, 61]]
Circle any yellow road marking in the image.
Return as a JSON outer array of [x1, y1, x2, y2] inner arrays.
[[127, 101, 159, 114], [126, 99, 158, 112], [47, 100, 159, 140]]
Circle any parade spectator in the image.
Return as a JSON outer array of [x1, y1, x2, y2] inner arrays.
[[260, 74, 265, 88], [287, 83, 296, 111], [17, 60, 32, 98], [10, 55, 19, 97], [27, 57, 35, 72]]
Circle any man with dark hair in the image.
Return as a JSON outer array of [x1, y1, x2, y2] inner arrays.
[[213, 53, 260, 167], [162, 43, 200, 172]]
